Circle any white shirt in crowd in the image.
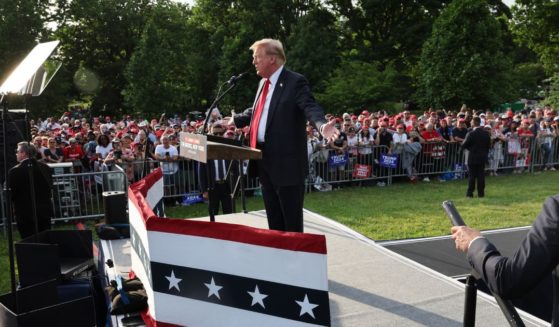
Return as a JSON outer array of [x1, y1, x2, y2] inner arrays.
[[154, 144, 179, 174], [96, 144, 113, 159], [392, 132, 408, 144]]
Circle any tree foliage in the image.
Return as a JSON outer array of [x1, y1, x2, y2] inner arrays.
[[315, 60, 400, 113], [328, 0, 450, 67], [54, 0, 155, 115], [511, 0, 559, 74], [0, 0, 553, 118], [415, 0, 514, 110], [286, 7, 339, 91], [124, 3, 218, 115]]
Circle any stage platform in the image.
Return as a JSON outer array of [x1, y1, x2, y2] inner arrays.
[[100, 210, 549, 326]]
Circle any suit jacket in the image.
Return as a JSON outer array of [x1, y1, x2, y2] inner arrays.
[[198, 159, 232, 191], [461, 127, 491, 165], [8, 158, 54, 233], [468, 194, 559, 325], [234, 68, 327, 186]]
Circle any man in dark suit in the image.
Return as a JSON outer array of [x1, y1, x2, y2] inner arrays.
[[230, 38, 338, 232], [8, 142, 54, 238], [451, 194, 559, 325], [198, 122, 233, 215], [461, 116, 490, 198]]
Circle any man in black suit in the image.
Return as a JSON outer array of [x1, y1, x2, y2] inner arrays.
[[461, 116, 490, 198], [230, 38, 338, 232], [198, 122, 233, 215], [451, 194, 559, 325], [8, 142, 54, 238]]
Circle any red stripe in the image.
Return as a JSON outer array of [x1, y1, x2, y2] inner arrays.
[[128, 168, 163, 226], [130, 167, 163, 198], [146, 217, 327, 254]]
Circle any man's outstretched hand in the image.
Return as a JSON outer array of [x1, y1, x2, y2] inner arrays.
[[321, 120, 340, 143]]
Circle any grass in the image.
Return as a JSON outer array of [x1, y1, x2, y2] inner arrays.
[[169, 171, 557, 241], [1, 171, 557, 294]]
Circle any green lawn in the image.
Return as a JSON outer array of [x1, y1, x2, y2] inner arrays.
[[168, 171, 556, 241], [1, 171, 557, 294]]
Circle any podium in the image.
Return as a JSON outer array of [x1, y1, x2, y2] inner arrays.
[[179, 132, 262, 220]]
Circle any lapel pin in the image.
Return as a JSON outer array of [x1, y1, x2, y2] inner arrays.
[[279, 83, 283, 88]]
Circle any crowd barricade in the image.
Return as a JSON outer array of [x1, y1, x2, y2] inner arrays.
[[306, 135, 558, 188], [50, 168, 128, 222], [122, 159, 258, 202], [530, 135, 559, 171], [2, 135, 558, 229], [309, 144, 392, 188], [393, 141, 464, 180]]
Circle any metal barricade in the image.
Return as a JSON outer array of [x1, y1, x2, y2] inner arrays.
[[50, 168, 127, 222], [308, 145, 393, 188], [2, 135, 557, 230], [530, 135, 558, 171], [498, 136, 536, 174]]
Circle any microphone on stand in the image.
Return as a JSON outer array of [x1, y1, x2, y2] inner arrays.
[[227, 71, 249, 85]]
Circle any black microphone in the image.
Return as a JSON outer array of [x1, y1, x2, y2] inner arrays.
[[227, 71, 249, 85], [442, 200, 466, 226]]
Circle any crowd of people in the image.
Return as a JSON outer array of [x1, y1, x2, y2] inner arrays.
[[306, 104, 559, 185], [25, 103, 559, 190]]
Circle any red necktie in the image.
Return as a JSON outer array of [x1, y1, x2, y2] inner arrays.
[[249, 79, 270, 148]]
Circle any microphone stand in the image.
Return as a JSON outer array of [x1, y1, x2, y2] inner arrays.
[[201, 80, 241, 222], [201, 82, 237, 135], [1, 94, 18, 311]]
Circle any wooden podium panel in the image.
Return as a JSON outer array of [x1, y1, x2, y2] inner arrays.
[[179, 132, 261, 163], [206, 141, 262, 160]]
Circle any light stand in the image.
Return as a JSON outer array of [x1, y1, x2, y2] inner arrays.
[[1, 94, 17, 303], [0, 40, 61, 312]]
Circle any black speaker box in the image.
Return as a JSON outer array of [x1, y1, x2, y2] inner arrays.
[[103, 191, 128, 224], [15, 230, 94, 287], [0, 279, 95, 327]]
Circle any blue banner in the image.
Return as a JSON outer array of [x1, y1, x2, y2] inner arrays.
[[379, 154, 398, 168], [181, 193, 204, 206], [328, 153, 348, 167]]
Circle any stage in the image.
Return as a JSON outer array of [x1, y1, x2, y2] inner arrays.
[[100, 209, 548, 326]]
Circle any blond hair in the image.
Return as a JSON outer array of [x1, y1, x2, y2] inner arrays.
[[250, 38, 286, 65]]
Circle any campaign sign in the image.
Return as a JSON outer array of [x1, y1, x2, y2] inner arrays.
[[352, 164, 372, 179], [379, 154, 398, 168], [328, 153, 348, 167], [179, 132, 207, 163]]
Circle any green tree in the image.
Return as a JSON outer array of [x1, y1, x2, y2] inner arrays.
[[286, 7, 339, 91], [415, 0, 514, 110], [510, 62, 546, 100], [511, 0, 559, 74], [315, 60, 401, 113], [511, 0, 559, 104], [328, 0, 451, 67], [193, 0, 326, 113], [124, 3, 217, 115], [54, 0, 155, 115]]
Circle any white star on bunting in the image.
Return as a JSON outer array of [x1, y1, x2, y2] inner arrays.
[[295, 294, 319, 319], [247, 285, 268, 308], [204, 277, 223, 300], [165, 270, 182, 292]]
